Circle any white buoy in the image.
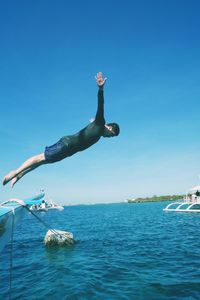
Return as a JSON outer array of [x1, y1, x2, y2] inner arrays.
[[44, 229, 74, 246]]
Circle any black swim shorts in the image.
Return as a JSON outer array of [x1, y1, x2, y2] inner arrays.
[[44, 139, 70, 163]]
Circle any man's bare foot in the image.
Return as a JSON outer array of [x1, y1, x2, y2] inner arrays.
[[2, 171, 16, 186], [11, 176, 19, 188]]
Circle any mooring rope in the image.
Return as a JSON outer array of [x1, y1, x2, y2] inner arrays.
[[23, 206, 64, 239], [8, 198, 64, 238]]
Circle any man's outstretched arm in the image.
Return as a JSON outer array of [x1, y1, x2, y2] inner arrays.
[[95, 72, 107, 124]]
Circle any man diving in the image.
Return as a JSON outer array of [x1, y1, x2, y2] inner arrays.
[[3, 72, 120, 187]]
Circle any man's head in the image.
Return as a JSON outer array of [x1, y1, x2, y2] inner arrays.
[[103, 123, 120, 138]]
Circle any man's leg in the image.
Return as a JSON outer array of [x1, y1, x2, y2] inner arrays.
[[3, 153, 46, 186], [11, 165, 40, 187]]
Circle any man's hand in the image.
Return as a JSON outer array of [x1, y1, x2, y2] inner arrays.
[[95, 72, 107, 87]]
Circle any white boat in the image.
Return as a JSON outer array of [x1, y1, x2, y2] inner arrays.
[[0, 192, 45, 253], [30, 195, 64, 212], [46, 199, 64, 211], [30, 200, 48, 212], [163, 185, 200, 212]]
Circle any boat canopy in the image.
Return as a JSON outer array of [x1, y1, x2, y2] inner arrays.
[[188, 185, 200, 192]]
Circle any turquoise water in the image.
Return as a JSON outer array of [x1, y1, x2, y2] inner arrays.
[[1, 201, 200, 300]]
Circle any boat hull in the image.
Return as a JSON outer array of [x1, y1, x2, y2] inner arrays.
[[0, 205, 25, 252]]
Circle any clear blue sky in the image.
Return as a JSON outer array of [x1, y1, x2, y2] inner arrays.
[[1, 0, 200, 204]]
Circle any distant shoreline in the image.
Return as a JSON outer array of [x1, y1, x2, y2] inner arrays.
[[127, 194, 184, 203]]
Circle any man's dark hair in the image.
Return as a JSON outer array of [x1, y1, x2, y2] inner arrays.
[[107, 123, 120, 136]]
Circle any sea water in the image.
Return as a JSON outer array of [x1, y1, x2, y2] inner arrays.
[[1, 201, 200, 300]]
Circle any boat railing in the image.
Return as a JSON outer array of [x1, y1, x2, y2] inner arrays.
[[183, 195, 200, 204]]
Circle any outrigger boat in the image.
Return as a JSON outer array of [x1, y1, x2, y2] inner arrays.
[[1, 191, 74, 299], [0, 191, 74, 253], [163, 185, 200, 213], [0, 192, 45, 253]]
